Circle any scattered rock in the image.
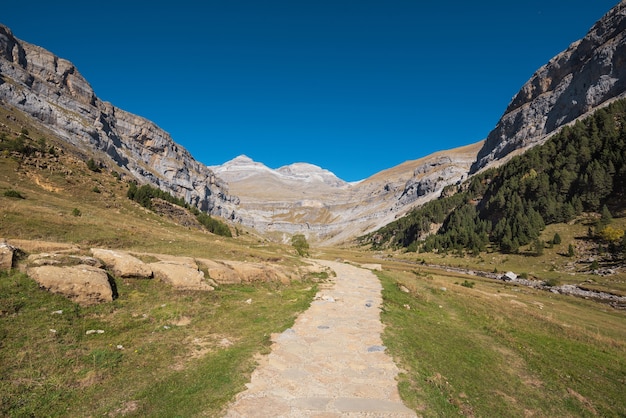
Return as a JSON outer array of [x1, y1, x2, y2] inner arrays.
[[367, 345, 386, 352], [399, 285, 410, 293], [86, 329, 105, 335], [27, 264, 113, 306], [28, 252, 103, 268], [91, 249, 153, 279], [150, 261, 213, 291], [0, 241, 17, 271]]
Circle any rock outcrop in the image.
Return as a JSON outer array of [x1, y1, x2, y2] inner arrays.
[[90, 248, 153, 279], [212, 143, 481, 245], [0, 241, 17, 270], [150, 261, 214, 291], [27, 264, 114, 306], [0, 24, 238, 219], [472, 1, 626, 172]]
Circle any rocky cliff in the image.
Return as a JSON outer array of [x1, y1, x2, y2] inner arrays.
[[0, 24, 238, 218], [472, 1, 626, 172], [212, 143, 481, 245]]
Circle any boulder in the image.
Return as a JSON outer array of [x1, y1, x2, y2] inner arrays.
[[197, 259, 242, 285], [90, 248, 152, 278], [28, 252, 103, 268], [27, 264, 113, 305], [149, 261, 213, 291], [0, 241, 17, 271], [222, 261, 291, 284]]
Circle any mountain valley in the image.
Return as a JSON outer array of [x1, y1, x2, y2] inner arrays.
[[1, 2, 626, 417]]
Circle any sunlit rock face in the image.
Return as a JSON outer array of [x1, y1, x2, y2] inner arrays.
[[472, 2, 626, 173], [0, 24, 238, 219], [210, 143, 481, 245]]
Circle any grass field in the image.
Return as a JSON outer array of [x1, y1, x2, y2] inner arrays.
[[0, 270, 317, 417], [376, 266, 626, 417], [2, 108, 626, 416]]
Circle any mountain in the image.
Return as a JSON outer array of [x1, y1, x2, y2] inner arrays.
[[211, 144, 481, 245], [0, 24, 238, 218], [2, 1, 625, 246], [472, 1, 626, 173]]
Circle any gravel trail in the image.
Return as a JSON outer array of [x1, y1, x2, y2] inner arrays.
[[224, 260, 416, 417]]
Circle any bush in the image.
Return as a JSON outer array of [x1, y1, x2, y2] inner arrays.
[[460, 280, 475, 288], [71, 208, 81, 217], [3, 189, 24, 199], [291, 234, 309, 257], [544, 278, 560, 287], [86, 158, 101, 173]]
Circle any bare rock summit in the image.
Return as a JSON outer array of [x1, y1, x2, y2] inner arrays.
[[472, 1, 626, 172]]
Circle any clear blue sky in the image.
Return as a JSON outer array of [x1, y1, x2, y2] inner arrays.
[[1, 1, 619, 181]]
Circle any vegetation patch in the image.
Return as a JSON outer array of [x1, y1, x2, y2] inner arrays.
[[378, 268, 626, 417], [0, 270, 316, 416]]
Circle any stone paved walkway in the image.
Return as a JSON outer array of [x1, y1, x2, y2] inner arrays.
[[224, 260, 416, 417]]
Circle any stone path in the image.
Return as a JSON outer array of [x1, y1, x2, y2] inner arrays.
[[224, 260, 416, 417]]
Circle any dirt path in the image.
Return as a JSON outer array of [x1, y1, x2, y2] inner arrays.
[[224, 260, 416, 417]]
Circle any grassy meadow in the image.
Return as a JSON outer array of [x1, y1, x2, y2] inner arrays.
[[2, 108, 626, 416]]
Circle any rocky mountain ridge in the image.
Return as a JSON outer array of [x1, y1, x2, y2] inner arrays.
[[472, 0, 626, 172], [210, 155, 349, 187], [2, 1, 626, 246], [213, 143, 481, 245], [0, 24, 238, 219]]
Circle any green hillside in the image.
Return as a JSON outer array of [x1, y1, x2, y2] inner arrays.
[[365, 98, 626, 260]]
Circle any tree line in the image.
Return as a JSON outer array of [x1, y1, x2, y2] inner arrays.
[[364, 98, 626, 256]]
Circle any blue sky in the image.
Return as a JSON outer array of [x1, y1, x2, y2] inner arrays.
[[1, 1, 619, 181]]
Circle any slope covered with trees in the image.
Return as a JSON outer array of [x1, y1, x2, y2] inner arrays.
[[365, 98, 626, 256]]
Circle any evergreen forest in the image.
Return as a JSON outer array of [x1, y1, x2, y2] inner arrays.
[[365, 98, 626, 257]]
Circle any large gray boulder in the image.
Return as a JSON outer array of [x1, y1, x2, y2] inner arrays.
[[27, 264, 113, 305]]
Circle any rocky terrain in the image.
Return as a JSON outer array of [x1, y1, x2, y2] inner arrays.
[[1, 238, 325, 306], [2, 1, 626, 246], [0, 24, 238, 219], [212, 143, 481, 245], [472, 1, 626, 172]]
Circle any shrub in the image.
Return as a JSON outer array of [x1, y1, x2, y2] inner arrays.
[[544, 278, 560, 287], [86, 158, 101, 173], [3, 189, 24, 199], [291, 234, 309, 257], [71, 208, 82, 217], [460, 280, 475, 288]]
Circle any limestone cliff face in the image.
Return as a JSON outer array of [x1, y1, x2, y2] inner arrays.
[[472, 1, 626, 172], [0, 24, 238, 218], [212, 143, 481, 245]]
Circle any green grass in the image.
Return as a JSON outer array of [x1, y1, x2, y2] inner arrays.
[[0, 270, 316, 417], [377, 268, 626, 417]]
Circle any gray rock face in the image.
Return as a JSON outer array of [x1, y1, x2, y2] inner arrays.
[[472, 2, 626, 173], [0, 24, 238, 218]]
